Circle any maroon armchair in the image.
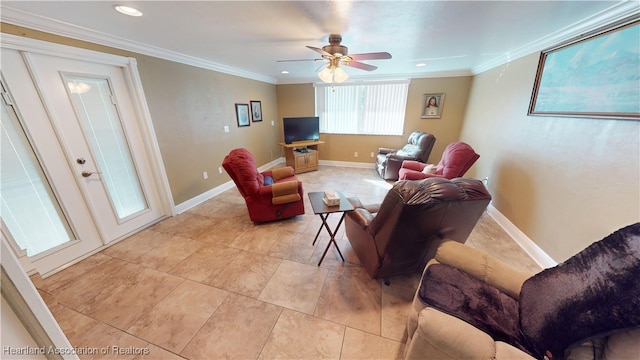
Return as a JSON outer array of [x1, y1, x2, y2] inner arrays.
[[376, 131, 436, 180], [222, 148, 305, 222], [399, 141, 479, 181]]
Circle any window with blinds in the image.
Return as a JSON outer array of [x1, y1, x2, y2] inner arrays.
[[314, 80, 410, 136]]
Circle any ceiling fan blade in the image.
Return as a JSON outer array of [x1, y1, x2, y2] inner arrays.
[[344, 60, 377, 71], [277, 59, 323, 62], [349, 52, 392, 61], [306, 45, 333, 58]]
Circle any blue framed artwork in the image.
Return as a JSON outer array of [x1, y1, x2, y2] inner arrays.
[[528, 16, 639, 121]]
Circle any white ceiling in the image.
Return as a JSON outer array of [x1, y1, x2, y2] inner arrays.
[[2, 1, 637, 84]]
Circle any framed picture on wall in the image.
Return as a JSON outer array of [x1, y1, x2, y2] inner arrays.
[[421, 93, 445, 119], [528, 17, 639, 120], [250, 100, 262, 122], [235, 103, 250, 127]]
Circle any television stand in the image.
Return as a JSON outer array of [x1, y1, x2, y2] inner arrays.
[[279, 140, 324, 173]]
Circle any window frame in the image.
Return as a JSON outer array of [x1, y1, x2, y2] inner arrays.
[[314, 79, 411, 136]]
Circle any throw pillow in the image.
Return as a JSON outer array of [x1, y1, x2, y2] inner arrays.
[[519, 223, 640, 360], [421, 164, 437, 174], [396, 144, 418, 158]]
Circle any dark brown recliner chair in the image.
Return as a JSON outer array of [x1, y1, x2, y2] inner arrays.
[[376, 131, 436, 180], [345, 177, 491, 281]]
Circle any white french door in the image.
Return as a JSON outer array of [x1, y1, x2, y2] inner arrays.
[[24, 51, 167, 240], [1, 40, 171, 276]]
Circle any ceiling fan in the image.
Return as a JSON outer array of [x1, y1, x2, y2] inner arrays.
[[279, 34, 392, 83]]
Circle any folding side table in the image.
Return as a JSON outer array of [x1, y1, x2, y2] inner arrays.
[[307, 191, 354, 266]]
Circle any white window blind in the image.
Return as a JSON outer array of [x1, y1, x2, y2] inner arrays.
[[315, 80, 410, 135]]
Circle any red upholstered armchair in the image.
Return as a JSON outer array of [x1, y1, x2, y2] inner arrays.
[[399, 142, 479, 181], [222, 148, 305, 222]]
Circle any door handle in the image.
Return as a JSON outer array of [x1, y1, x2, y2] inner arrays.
[[81, 171, 101, 177]]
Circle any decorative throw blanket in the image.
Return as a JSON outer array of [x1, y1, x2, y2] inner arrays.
[[519, 222, 640, 359], [418, 263, 532, 355]]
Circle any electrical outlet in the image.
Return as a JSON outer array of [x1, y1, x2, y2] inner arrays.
[[271, 120, 275, 126], [218, 167, 223, 174], [203, 171, 208, 179], [370, 152, 374, 158], [483, 177, 489, 186], [354, 152, 359, 158], [224, 125, 230, 133]]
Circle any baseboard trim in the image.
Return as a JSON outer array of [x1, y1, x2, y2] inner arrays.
[[174, 157, 286, 214], [174, 182, 236, 214], [486, 203, 557, 269]]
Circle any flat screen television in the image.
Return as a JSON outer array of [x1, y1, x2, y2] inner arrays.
[[283, 116, 320, 144]]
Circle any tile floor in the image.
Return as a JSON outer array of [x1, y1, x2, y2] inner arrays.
[[31, 166, 541, 360]]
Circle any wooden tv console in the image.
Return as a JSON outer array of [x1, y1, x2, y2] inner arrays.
[[279, 140, 324, 173]]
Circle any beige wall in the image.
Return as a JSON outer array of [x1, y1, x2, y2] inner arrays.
[[3, 24, 281, 205], [136, 58, 280, 204], [276, 77, 472, 164], [460, 53, 640, 262]]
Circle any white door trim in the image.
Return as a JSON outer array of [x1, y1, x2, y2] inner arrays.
[[1, 33, 175, 216]]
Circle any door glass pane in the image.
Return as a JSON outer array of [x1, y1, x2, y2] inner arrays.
[[65, 75, 147, 220], [1, 97, 74, 256]]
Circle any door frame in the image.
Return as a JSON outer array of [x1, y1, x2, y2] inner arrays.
[[1, 33, 176, 274]]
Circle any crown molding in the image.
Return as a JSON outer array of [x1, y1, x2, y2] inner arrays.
[[1, 6, 278, 84], [472, 1, 640, 74]]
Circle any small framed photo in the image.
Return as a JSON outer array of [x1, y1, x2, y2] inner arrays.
[[250, 100, 262, 122], [421, 93, 445, 119], [235, 103, 250, 127]]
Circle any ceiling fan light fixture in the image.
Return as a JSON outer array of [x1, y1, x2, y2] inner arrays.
[[333, 67, 348, 83], [318, 65, 349, 84], [318, 66, 334, 83]]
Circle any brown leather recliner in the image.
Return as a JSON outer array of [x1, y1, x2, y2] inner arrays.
[[345, 177, 491, 281], [376, 131, 436, 180]]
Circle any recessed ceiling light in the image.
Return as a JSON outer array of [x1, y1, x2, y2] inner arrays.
[[416, 63, 427, 67], [281, 71, 290, 74], [114, 5, 143, 17]]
